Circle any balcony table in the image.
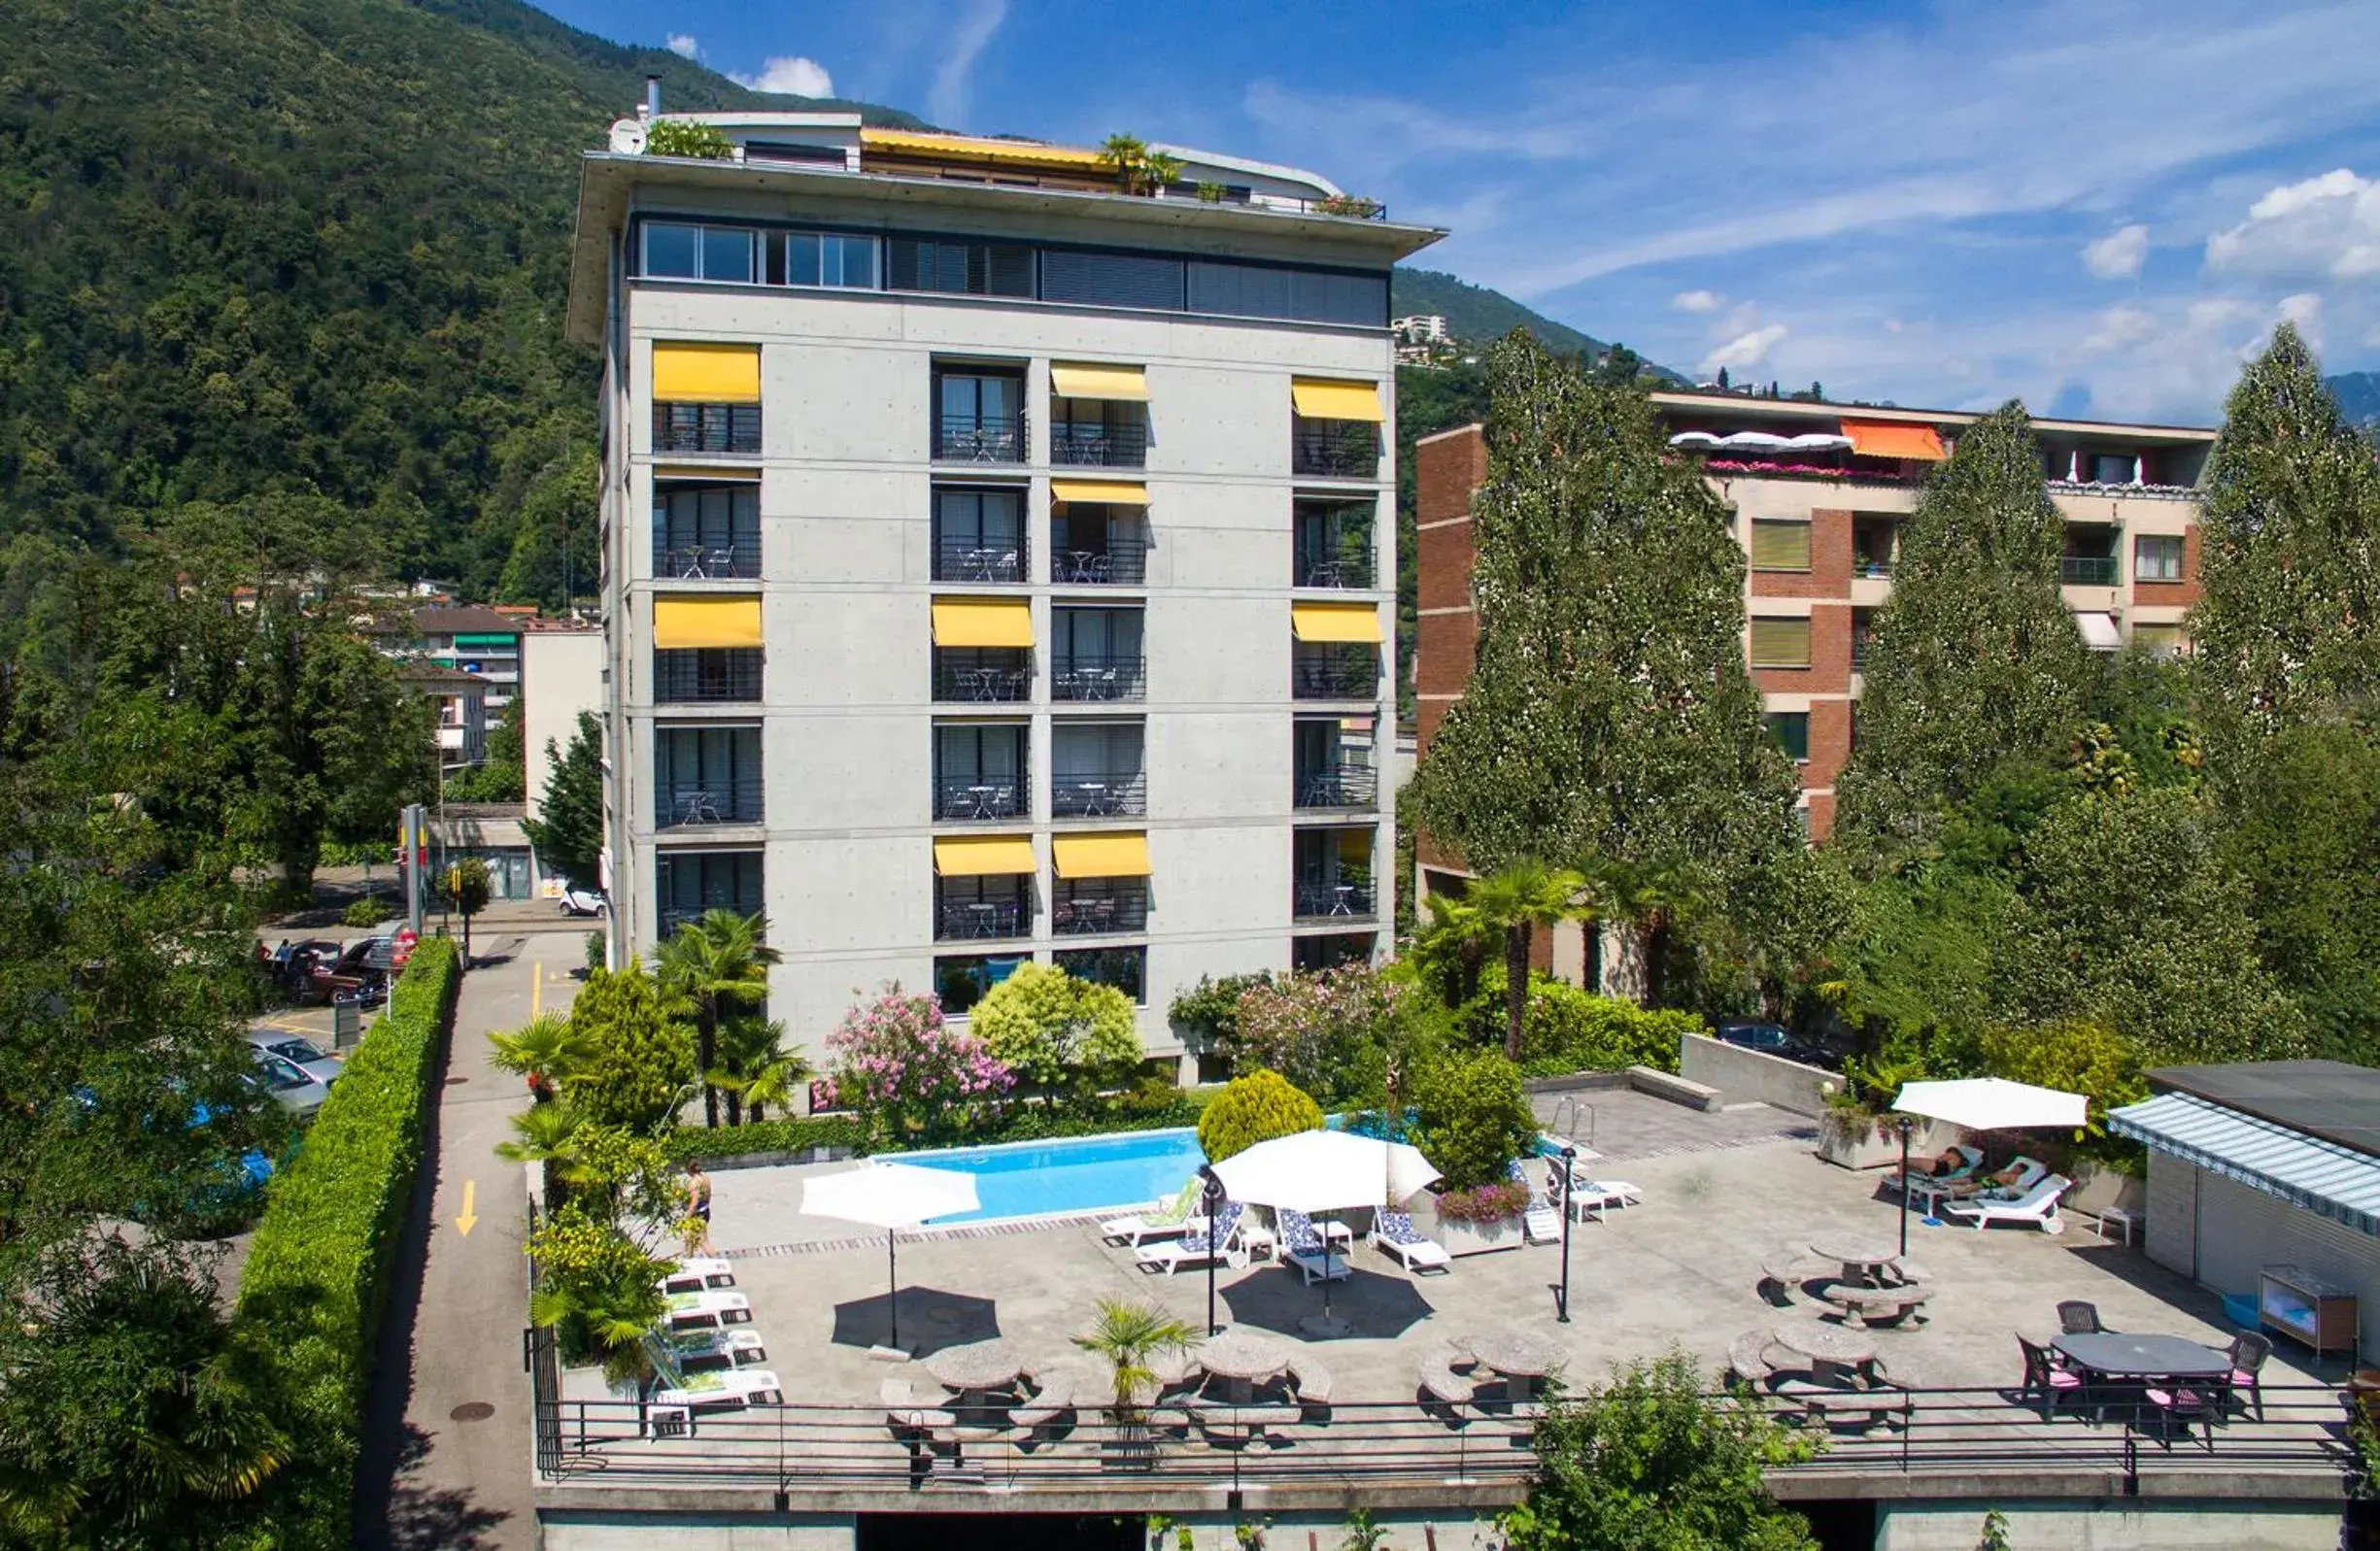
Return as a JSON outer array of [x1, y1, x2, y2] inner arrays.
[[1071, 781, 1108, 817], [668, 545, 710, 580], [965, 785, 1001, 821], [2053, 1332, 2230, 1424], [677, 791, 723, 826], [1063, 551, 1107, 584], [1331, 884, 1356, 916], [965, 903, 1003, 939]]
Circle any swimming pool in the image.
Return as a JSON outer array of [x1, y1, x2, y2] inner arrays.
[[897, 1128, 1208, 1225]]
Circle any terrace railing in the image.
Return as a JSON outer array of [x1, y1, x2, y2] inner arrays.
[[934, 411, 1028, 465], [2060, 556, 2120, 586], [934, 536, 1029, 585], [1052, 655, 1146, 703], [1291, 420, 1379, 479], [1051, 769, 1147, 819], [1050, 421, 1147, 468], [1294, 765, 1378, 809]]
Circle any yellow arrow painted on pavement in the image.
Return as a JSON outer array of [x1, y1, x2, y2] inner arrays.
[[456, 1178, 479, 1237]]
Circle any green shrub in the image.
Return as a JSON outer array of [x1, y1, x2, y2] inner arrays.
[[231, 936, 459, 1548], [646, 118, 732, 159], [664, 1115, 868, 1162], [1465, 969, 1701, 1077], [972, 963, 1141, 1102], [1411, 1047, 1536, 1190], [1196, 1068, 1322, 1162], [341, 894, 391, 928], [1169, 971, 1279, 1050], [584, 929, 606, 974]]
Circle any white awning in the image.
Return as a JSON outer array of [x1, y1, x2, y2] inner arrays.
[[2112, 1093, 2380, 1237], [2076, 611, 2123, 651]]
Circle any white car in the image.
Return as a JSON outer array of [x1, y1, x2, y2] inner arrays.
[[249, 1049, 331, 1121], [559, 887, 608, 917], [246, 1028, 343, 1088]]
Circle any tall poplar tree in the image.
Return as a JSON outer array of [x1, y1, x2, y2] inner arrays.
[[1833, 403, 2089, 858], [1409, 332, 1801, 894], [2191, 322, 2380, 745]]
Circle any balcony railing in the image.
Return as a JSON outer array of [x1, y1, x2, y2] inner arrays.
[[1054, 883, 1149, 935], [1295, 878, 1376, 920], [934, 775, 1027, 822], [1853, 555, 1893, 580], [1295, 547, 1377, 589], [655, 649, 763, 704], [1051, 542, 1149, 586], [656, 782, 762, 828], [933, 537, 1029, 584], [933, 652, 1032, 704], [654, 535, 762, 581], [935, 897, 1029, 941], [1050, 421, 1147, 468], [934, 412, 1028, 465], [2060, 556, 2120, 586], [1052, 655, 1146, 702], [654, 403, 762, 456], [1292, 420, 1379, 479], [1051, 769, 1147, 819], [659, 902, 761, 939], [1293, 650, 1377, 700], [1294, 765, 1378, 809]]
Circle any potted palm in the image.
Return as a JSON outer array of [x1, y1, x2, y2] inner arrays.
[[1072, 1297, 1199, 1468]]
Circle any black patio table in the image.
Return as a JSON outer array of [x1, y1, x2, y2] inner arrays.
[[2054, 1332, 2230, 1423]]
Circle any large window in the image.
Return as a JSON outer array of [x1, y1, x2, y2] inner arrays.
[[656, 851, 763, 936], [1763, 711, 1811, 763], [1749, 520, 1812, 572], [935, 953, 1026, 1015], [786, 231, 878, 289], [1749, 617, 1813, 669], [933, 488, 1027, 582], [641, 223, 758, 283], [890, 237, 1034, 297], [656, 725, 763, 826], [1052, 721, 1145, 817], [934, 722, 1028, 820], [1055, 945, 1146, 1004], [2134, 533, 2185, 582], [654, 484, 760, 579], [1052, 607, 1145, 702], [934, 369, 1027, 463]]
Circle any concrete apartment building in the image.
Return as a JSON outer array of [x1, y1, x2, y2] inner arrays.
[[1415, 391, 2217, 849], [564, 104, 1440, 1076]]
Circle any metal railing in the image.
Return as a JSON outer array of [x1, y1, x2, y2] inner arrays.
[[935, 897, 1029, 941], [1294, 766, 1378, 809], [934, 412, 1028, 465], [1052, 655, 1146, 702], [1295, 878, 1377, 919], [1050, 421, 1147, 468], [934, 776, 1027, 822], [1050, 769, 1147, 819], [2061, 556, 2120, 586], [654, 403, 762, 456], [934, 537, 1029, 584], [659, 903, 762, 939], [1292, 420, 1379, 479], [1293, 650, 1377, 700], [933, 653, 1032, 704], [656, 783, 763, 828], [1051, 542, 1149, 586], [1295, 548, 1377, 589], [1053, 883, 1149, 935], [654, 535, 762, 580], [655, 649, 764, 703]]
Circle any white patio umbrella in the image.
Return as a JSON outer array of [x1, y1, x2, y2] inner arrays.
[[1888, 1077, 2088, 1252], [1210, 1130, 1441, 1332], [800, 1163, 979, 1354]]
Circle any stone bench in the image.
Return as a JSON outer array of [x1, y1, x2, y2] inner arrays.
[[1774, 1376, 1896, 1430], [1625, 1064, 1723, 1113], [1288, 1360, 1334, 1421], [1820, 1283, 1931, 1330], [1728, 1329, 1785, 1384], [1010, 1373, 1074, 1433]]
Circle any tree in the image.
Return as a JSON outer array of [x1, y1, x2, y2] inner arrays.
[[489, 1012, 592, 1102], [1407, 333, 1803, 944], [526, 1205, 670, 1386], [656, 909, 780, 1128], [1833, 403, 2091, 858], [1224, 963, 1421, 1107], [444, 856, 492, 964], [2192, 322, 2380, 744], [1409, 1048, 1535, 1191], [1498, 1349, 1819, 1551], [1442, 865, 1590, 1059], [1196, 1068, 1323, 1163], [1587, 854, 1710, 1011], [971, 963, 1142, 1105], [1071, 1298, 1199, 1423], [708, 1015, 811, 1125], [1098, 133, 1154, 194], [444, 696, 526, 802], [524, 709, 603, 891], [564, 961, 697, 1133], [821, 987, 1012, 1146]]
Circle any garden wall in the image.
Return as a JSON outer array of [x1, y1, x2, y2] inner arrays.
[[1678, 1032, 1839, 1118]]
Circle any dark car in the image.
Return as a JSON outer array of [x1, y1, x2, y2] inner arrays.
[[1711, 1019, 1837, 1068], [293, 935, 395, 1006]]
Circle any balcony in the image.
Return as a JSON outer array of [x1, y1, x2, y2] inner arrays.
[[934, 775, 1026, 822], [653, 533, 761, 581], [934, 536, 1028, 585], [654, 403, 761, 456], [655, 648, 763, 703], [1052, 655, 1146, 703], [935, 889, 1031, 942], [934, 649, 1032, 704], [1291, 418, 1379, 479], [656, 780, 763, 829], [1294, 544, 1376, 589], [1293, 645, 1377, 700], [1293, 764, 1378, 810], [1294, 877, 1376, 921], [1294, 500, 1377, 588], [933, 410, 1028, 465], [1050, 420, 1147, 468], [1054, 880, 1149, 936], [2061, 556, 2120, 587], [1051, 537, 1149, 586], [1051, 769, 1147, 819]]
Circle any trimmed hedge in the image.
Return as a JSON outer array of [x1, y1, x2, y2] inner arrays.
[[665, 1115, 868, 1162], [232, 936, 460, 1549], [1465, 969, 1704, 1078]]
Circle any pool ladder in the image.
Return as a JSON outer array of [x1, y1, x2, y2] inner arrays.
[[1548, 1096, 1596, 1152]]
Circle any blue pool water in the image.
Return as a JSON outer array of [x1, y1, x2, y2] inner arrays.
[[900, 1128, 1209, 1225]]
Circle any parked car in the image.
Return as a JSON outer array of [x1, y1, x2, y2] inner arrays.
[[293, 936, 395, 1006], [248, 1049, 331, 1121], [245, 1028, 343, 1088], [1711, 1019, 1837, 1069], [560, 886, 608, 918]]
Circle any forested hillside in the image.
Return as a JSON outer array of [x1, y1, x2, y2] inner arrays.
[[1390, 268, 1606, 354], [2327, 370, 2380, 429]]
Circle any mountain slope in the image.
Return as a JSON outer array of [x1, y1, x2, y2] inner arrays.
[[1391, 267, 1603, 354], [2327, 371, 2380, 428]]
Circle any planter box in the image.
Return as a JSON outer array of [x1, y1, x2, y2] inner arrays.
[[1435, 1215, 1530, 1258], [1817, 1117, 1958, 1171]]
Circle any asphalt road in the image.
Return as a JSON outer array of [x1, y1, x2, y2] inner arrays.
[[355, 933, 584, 1551]]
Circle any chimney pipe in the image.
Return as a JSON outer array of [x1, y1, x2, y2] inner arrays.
[[643, 75, 661, 121]]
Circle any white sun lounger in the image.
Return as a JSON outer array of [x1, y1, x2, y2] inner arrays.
[[658, 1256, 737, 1295], [647, 1367, 785, 1436], [1100, 1180, 1203, 1247], [663, 1289, 754, 1330], [1943, 1173, 2073, 1232], [1370, 1209, 1451, 1273], [1135, 1203, 1245, 1275]]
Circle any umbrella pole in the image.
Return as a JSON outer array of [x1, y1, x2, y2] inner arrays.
[[1897, 1123, 1911, 1259], [888, 1230, 900, 1352], [1322, 1231, 1334, 1319]]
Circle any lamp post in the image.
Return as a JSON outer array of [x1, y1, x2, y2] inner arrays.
[[1199, 1164, 1225, 1336], [1557, 1146, 1576, 1323], [1894, 1114, 1917, 1258]]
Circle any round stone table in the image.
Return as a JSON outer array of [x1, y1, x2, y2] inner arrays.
[[1199, 1332, 1294, 1402], [1469, 1330, 1564, 1400], [1809, 1237, 1902, 1288], [925, 1337, 1028, 1393], [1771, 1322, 1879, 1370]]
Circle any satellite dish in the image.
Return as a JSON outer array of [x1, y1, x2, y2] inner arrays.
[[608, 118, 649, 154]]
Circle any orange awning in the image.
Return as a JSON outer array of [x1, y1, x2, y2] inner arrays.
[[1842, 420, 1946, 461]]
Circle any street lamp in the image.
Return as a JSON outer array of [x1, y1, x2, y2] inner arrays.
[[1893, 1114, 1919, 1257], [1556, 1146, 1576, 1323], [1198, 1164, 1226, 1336]]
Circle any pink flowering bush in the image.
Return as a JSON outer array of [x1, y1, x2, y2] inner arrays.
[[821, 985, 1012, 1145], [1228, 963, 1424, 1107]]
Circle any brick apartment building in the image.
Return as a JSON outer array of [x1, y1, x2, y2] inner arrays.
[[1414, 391, 2217, 859]]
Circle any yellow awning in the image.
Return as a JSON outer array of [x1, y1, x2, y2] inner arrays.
[[1291, 602, 1383, 643], [653, 343, 761, 404], [1291, 378, 1385, 422], [934, 836, 1037, 877], [932, 598, 1035, 648], [653, 464, 761, 483], [1052, 832, 1152, 879], [1338, 828, 1374, 862], [653, 595, 763, 649], [1050, 479, 1150, 506], [1050, 363, 1148, 401], [861, 127, 1110, 168]]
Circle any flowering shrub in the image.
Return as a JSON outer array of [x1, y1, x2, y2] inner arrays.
[[822, 985, 1012, 1145], [1434, 1181, 1529, 1224], [1229, 963, 1416, 1105]]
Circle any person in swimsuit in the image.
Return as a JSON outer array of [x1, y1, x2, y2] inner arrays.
[[686, 1160, 713, 1253]]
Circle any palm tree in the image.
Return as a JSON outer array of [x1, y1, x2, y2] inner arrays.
[[1098, 133, 1148, 193], [656, 909, 780, 1128], [529, 1270, 664, 1389], [497, 1098, 593, 1209], [1588, 855, 1708, 1010], [1142, 150, 1183, 192], [708, 1014, 812, 1125], [1413, 889, 1496, 1005], [1464, 863, 1593, 1061], [488, 1012, 590, 1102], [1071, 1297, 1200, 1425]]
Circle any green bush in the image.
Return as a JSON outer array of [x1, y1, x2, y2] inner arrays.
[[646, 118, 732, 159], [1196, 1068, 1322, 1162], [1464, 969, 1701, 1077], [341, 894, 391, 928], [1411, 1047, 1536, 1190], [664, 1115, 868, 1162], [1168, 971, 1278, 1050], [231, 936, 460, 1548]]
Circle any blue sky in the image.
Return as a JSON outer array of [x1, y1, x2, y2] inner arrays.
[[548, 0, 2380, 421]]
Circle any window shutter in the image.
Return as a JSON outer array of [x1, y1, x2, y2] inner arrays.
[[1749, 520, 1813, 571], [1750, 617, 1812, 668]]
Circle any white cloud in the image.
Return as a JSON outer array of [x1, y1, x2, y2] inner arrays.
[[2083, 223, 2149, 279], [665, 33, 699, 60], [928, 0, 1006, 126], [1671, 289, 1720, 313], [1699, 324, 1788, 377], [733, 55, 836, 98], [2206, 167, 2380, 281]]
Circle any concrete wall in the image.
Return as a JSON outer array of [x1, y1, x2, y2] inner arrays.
[[1875, 1500, 2340, 1551], [1678, 1032, 1840, 1118], [2145, 1155, 2380, 1357], [523, 629, 606, 825]]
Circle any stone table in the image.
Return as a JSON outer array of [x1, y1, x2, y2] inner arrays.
[[1198, 1332, 1294, 1403], [1469, 1330, 1563, 1400], [1771, 1321, 1879, 1373], [1809, 1237, 1902, 1288], [926, 1338, 1029, 1428]]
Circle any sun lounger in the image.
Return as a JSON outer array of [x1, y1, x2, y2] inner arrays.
[[662, 1289, 753, 1331], [1508, 1160, 1564, 1244], [1370, 1209, 1452, 1273], [648, 1367, 785, 1436], [1943, 1173, 2072, 1232], [657, 1256, 737, 1295], [1886, 1143, 1983, 1197], [1566, 1178, 1643, 1221], [1135, 1202, 1246, 1275], [660, 1325, 768, 1368], [1281, 1209, 1353, 1284], [1099, 1180, 1203, 1247]]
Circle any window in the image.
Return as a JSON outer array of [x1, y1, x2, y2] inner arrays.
[[641, 222, 757, 283], [655, 647, 763, 703], [1040, 250, 1185, 311], [935, 953, 1026, 1015], [889, 237, 1034, 297], [1055, 945, 1146, 1003], [934, 722, 1027, 820], [933, 488, 1027, 582], [1291, 933, 1374, 973], [1052, 721, 1145, 817], [1186, 261, 1386, 325], [1764, 711, 1811, 763], [787, 232, 878, 288], [2089, 453, 2139, 485], [935, 874, 1031, 941], [1749, 520, 1812, 572], [1294, 499, 1376, 588], [2135, 533, 2185, 582], [1749, 617, 1812, 668], [654, 484, 760, 579], [2132, 623, 2188, 657], [656, 851, 763, 935], [655, 726, 763, 826], [934, 368, 1026, 462], [1053, 607, 1144, 701]]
